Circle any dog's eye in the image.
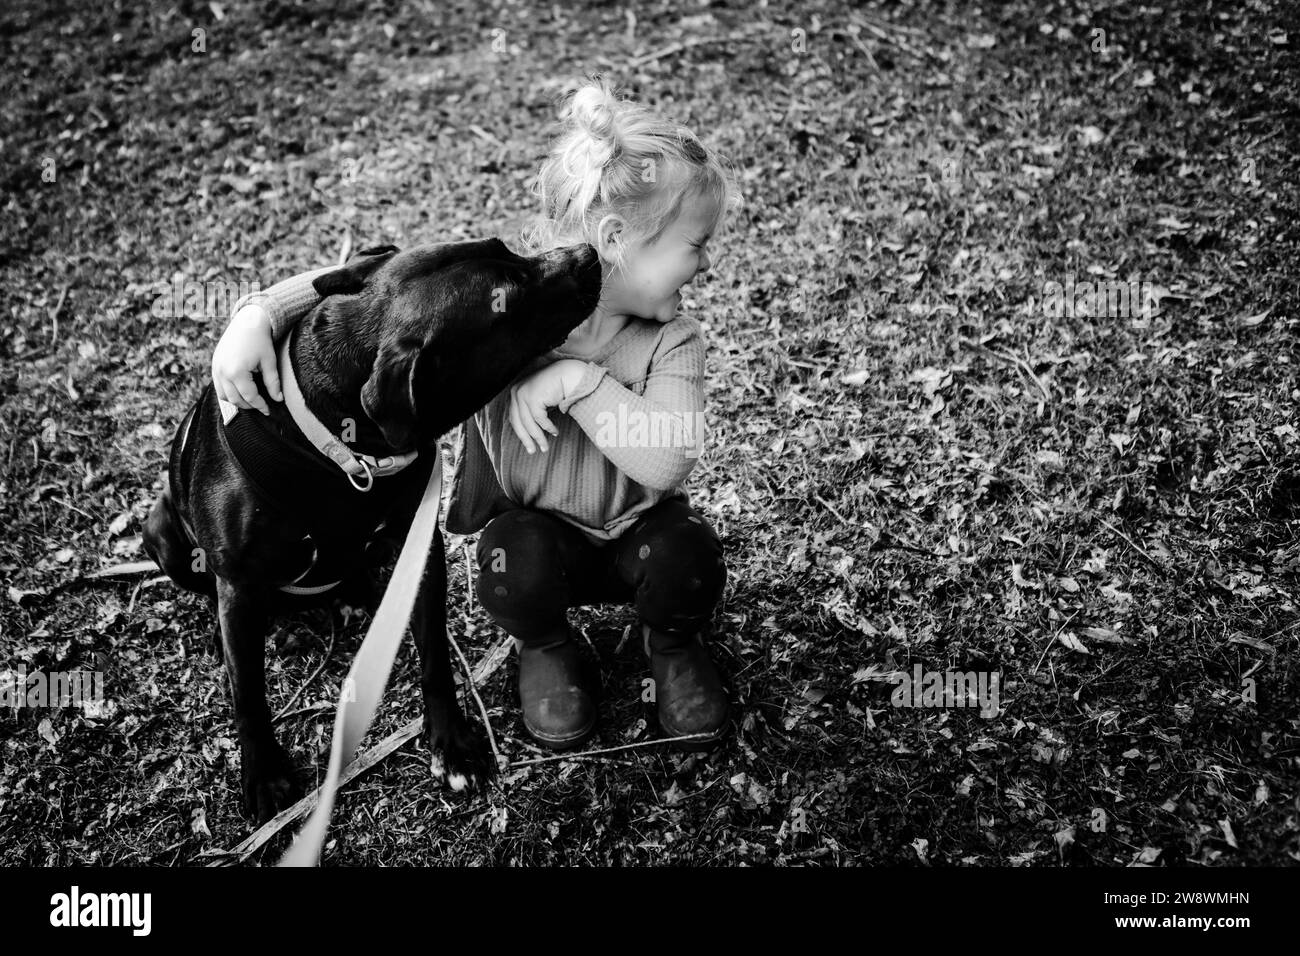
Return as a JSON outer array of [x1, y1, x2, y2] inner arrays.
[[500, 266, 530, 288]]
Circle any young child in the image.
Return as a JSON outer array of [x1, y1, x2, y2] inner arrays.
[[212, 77, 738, 751]]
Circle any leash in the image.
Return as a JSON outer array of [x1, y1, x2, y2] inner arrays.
[[279, 447, 444, 867]]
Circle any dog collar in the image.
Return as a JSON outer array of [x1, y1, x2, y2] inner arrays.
[[277, 333, 418, 491]]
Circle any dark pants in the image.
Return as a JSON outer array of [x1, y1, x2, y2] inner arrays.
[[475, 497, 726, 646]]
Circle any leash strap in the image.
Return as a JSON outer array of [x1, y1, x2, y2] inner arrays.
[[278, 449, 444, 867]]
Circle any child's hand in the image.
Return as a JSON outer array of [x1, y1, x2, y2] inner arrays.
[[212, 303, 283, 416], [509, 359, 588, 454]]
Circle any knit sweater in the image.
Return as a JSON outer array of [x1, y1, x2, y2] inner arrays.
[[231, 260, 707, 544]]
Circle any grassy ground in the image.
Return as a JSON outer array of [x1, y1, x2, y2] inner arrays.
[[1, 0, 1297, 866]]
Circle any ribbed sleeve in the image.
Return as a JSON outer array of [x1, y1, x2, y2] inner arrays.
[[230, 266, 334, 339], [563, 330, 704, 491]]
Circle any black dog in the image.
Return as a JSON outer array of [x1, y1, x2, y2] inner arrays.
[[143, 239, 600, 822]]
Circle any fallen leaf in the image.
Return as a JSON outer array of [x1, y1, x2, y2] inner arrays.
[[1010, 562, 1041, 590], [1054, 826, 1076, 852], [1058, 632, 1090, 654], [1077, 125, 1104, 146], [1227, 633, 1273, 653], [190, 807, 212, 838], [8, 586, 45, 607], [1219, 818, 1238, 849], [1078, 625, 1130, 644]]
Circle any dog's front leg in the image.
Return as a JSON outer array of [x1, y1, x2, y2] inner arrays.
[[214, 576, 301, 822], [410, 532, 490, 791]]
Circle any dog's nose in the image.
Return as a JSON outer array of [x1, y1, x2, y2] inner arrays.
[[538, 242, 598, 279]]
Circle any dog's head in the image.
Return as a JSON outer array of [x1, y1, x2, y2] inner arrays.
[[309, 239, 600, 451]]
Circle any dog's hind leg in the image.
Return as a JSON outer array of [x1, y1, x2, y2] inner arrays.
[[410, 531, 491, 792], [142, 489, 216, 599], [214, 577, 301, 823]]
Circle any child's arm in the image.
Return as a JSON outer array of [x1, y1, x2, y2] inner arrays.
[[563, 333, 706, 491], [511, 325, 707, 491], [212, 266, 335, 414]]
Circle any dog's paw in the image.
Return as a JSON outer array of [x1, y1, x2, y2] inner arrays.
[[240, 741, 301, 824], [427, 718, 491, 793]]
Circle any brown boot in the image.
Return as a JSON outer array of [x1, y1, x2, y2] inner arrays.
[[517, 626, 596, 750], [642, 622, 729, 745]]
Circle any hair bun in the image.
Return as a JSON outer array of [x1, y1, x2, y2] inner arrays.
[[562, 79, 622, 168]]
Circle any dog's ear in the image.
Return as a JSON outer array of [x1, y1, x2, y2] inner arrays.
[[312, 245, 400, 297], [361, 335, 422, 451]]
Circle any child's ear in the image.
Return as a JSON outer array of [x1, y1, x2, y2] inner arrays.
[[312, 245, 400, 297], [595, 214, 625, 266]]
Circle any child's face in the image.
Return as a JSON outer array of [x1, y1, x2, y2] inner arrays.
[[607, 194, 718, 324]]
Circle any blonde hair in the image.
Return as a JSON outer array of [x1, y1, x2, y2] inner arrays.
[[521, 75, 738, 272]]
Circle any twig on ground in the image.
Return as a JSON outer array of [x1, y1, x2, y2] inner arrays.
[[274, 627, 337, 723], [814, 494, 857, 528], [508, 734, 717, 768], [49, 284, 70, 345], [828, 29, 880, 71], [447, 630, 503, 771], [629, 30, 762, 67], [1098, 518, 1166, 572], [968, 343, 1052, 402], [1034, 611, 1080, 674], [849, 14, 934, 61], [51, 497, 96, 521], [274, 701, 333, 722], [83, 560, 159, 579], [463, 539, 474, 609]]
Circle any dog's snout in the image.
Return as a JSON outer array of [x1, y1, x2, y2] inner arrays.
[[538, 242, 598, 279]]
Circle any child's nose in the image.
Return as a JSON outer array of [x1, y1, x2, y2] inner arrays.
[[697, 250, 712, 275]]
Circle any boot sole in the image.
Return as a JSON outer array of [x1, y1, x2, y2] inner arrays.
[[522, 716, 597, 751], [658, 714, 729, 750]]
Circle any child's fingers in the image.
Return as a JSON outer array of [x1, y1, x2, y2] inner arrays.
[[514, 390, 548, 453], [215, 378, 246, 410], [507, 388, 535, 453], [233, 373, 269, 416], [531, 401, 559, 436], [517, 392, 548, 452], [527, 401, 556, 444], [260, 351, 283, 403]]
